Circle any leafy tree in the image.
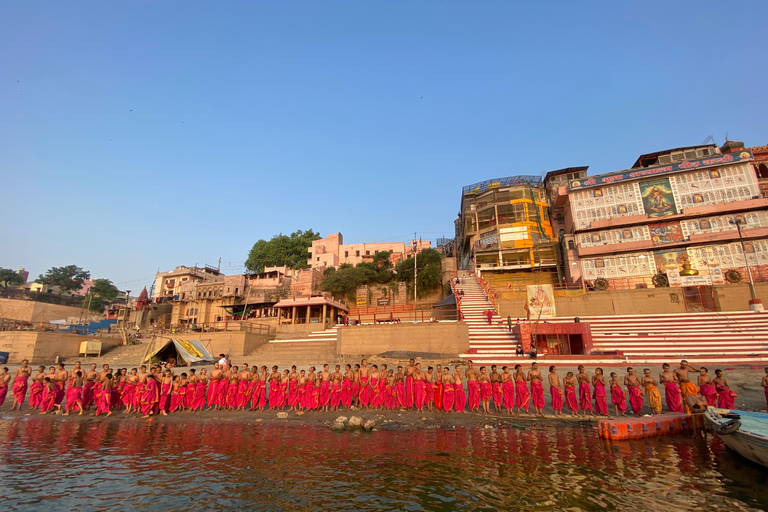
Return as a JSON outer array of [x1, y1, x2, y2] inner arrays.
[[86, 296, 104, 311], [0, 268, 24, 287], [36, 265, 90, 292], [92, 278, 119, 300], [245, 229, 321, 274], [320, 265, 370, 300], [395, 249, 443, 297]]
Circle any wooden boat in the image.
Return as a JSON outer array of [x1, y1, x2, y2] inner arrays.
[[704, 408, 768, 468]]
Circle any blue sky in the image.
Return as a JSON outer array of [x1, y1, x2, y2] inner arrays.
[[2, 1, 767, 293]]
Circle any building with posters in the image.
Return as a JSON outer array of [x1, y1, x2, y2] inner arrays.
[[546, 142, 767, 311], [307, 233, 430, 270], [455, 175, 557, 281]]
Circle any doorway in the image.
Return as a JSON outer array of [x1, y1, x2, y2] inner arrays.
[[682, 285, 717, 312]]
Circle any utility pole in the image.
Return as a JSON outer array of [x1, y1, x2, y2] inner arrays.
[[731, 219, 758, 302], [413, 232, 418, 305]]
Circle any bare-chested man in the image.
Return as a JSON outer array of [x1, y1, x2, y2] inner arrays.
[[466, 360, 480, 413], [0, 367, 10, 408], [331, 365, 343, 411], [413, 364, 426, 412], [478, 367, 491, 414], [548, 366, 563, 415], [528, 362, 545, 417], [63, 371, 84, 416], [425, 366, 435, 413], [641, 369, 662, 415], [576, 365, 594, 417], [624, 367, 643, 417], [343, 364, 355, 410], [10, 359, 31, 411], [659, 363, 683, 412], [359, 359, 371, 409], [52, 363, 68, 407], [27, 365, 46, 411], [675, 360, 700, 413], [208, 362, 223, 411], [490, 365, 502, 413], [405, 358, 417, 409]]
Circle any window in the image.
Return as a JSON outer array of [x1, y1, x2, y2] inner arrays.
[[344, 251, 349, 257], [317, 257, 320, 262], [366, 251, 370, 256], [356, 250, 360, 257]]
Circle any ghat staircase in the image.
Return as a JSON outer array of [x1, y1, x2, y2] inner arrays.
[[245, 327, 343, 366], [456, 274, 768, 366]]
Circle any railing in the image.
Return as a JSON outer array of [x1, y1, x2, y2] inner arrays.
[[344, 308, 460, 325], [156, 321, 274, 335]]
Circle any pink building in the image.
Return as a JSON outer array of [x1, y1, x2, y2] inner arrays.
[[308, 233, 431, 269]]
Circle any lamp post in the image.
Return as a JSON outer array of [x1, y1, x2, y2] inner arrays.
[[730, 218, 762, 310]]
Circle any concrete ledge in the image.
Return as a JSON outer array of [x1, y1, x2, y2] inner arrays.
[[337, 322, 469, 356]]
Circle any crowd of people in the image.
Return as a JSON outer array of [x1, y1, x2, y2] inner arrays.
[[0, 356, 766, 418]]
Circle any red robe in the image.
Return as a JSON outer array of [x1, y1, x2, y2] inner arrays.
[[515, 380, 529, 411], [700, 383, 717, 406], [442, 383, 454, 411], [593, 381, 608, 415], [550, 385, 563, 412], [40, 384, 57, 413], [491, 382, 503, 409], [331, 382, 342, 408], [359, 377, 370, 406], [395, 381, 406, 408], [530, 380, 545, 410], [207, 378, 221, 407], [467, 380, 481, 411], [578, 382, 592, 412], [716, 385, 736, 409], [502, 380, 515, 410], [434, 383, 443, 410], [415, 380, 426, 409], [564, 385, 578, 413], [454, 382, 466, 412], [611, 384, 627, 414], [341, 379, 353, 408], [0, 382, 7, 408], [65, 386, 83, 411], [12, 376, 28, 405], [627, 385, 643, 415], [28, 381, 44, 409], [663, 381, 683, 413]]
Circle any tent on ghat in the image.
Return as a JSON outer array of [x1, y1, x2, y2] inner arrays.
[[142, 338, 213, 366]]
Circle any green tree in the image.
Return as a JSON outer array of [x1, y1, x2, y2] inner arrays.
[[245, 229, 321, 273], [92, 278, 119, 301], [320, 265, 370, 300], [395, 249, 443, 298], [86, 296, 104, 311], [36, 265, 90, 292], [0, 268, 24, 288]]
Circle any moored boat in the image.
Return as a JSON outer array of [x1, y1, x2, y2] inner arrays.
[[704, 408, 768, 468]]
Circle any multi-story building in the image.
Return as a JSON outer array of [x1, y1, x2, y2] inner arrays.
[[152, 265, 224, 301], [307, 233, 430, 270], [455, 175, 557, 280], [546, 141, 766, 310]]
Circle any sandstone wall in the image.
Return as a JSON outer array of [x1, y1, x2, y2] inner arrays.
[[337, 322, 469, 356]]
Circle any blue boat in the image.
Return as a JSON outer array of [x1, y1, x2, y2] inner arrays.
[[704, 408, 768, 468]]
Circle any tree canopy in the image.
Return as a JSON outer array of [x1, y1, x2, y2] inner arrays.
[[395, 249, 443, 297], [245, 229, 321, 274], [36, 265, 90, 292], [92, 278, 119, 301], [0, 268, 24, 288], [321, 249, 443, 300]]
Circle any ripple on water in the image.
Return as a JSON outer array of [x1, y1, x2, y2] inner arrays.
[[0, 419, 766, 511]]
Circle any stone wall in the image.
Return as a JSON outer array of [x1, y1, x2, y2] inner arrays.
[[337, 322, 469, 356], [495, 283, 768, 318], [0, 332, 122, 363], [0, 298, 97, 324], [200, 331, 273, 359]]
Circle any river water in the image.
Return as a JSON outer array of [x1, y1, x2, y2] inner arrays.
[[0, 417, 765, 511]]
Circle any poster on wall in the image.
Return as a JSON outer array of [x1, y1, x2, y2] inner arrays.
[[649, 221, 684, 245], [653, 248, 688, 271], [526, 284, 556, 318], [640, 178, 678, 218]]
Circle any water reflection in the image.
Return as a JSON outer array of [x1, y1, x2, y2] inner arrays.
[[0, 417, 765, 511]]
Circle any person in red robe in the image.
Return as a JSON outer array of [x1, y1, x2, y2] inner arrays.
[[513, 365, 529, 414], [592, 368, 608, 416], [528, 363, 546, 418], [442, 369, 454, 412], [479, 367, 492, 414], [490, 366, 503, 413], [453, 367, 466, 413], [385, 371, 396, 410], [501, 367, 515, 413], [698, 367, 718, 406], [39, 378, 58, 414], [395, 367, 406, 409], [140, 374, 159, 417], [330, 367, 343, 411], [0, 367, 9, 408], [27, 366, 45, 411], [95, 374, 114, 417], [341, 365, 354, 409], [576, 366, 593, 416], [433, 365, 443, 411], [563, 372, 578, 416], [466, 361, 480, 413], [548, 366, 563, 415], [625, 367, 643, 417], [288, 366, 300, 410], [10, 360, 31, 411], [714, 370, 737, 409], [415, 372, 426, 412], [609, 373, 627, 416], [63, 371, 84, 416]]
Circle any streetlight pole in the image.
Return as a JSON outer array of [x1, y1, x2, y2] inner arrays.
[[730, 219, 757, 301]]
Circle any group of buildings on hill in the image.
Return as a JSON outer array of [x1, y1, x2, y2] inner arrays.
[[455, 140, 768, 311]]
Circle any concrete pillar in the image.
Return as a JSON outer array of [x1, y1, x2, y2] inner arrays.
[[322, 303, 328, 329], [305, 305, 311, 324], [292, 306, 297, 325]]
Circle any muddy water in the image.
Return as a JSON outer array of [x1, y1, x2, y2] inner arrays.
[[0, 417, 765, 511]]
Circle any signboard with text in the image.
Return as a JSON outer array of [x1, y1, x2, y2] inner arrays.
[[568, 151, 753, 190]]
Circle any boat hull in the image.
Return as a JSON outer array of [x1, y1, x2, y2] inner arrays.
[[704, 408, 768, 468]]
